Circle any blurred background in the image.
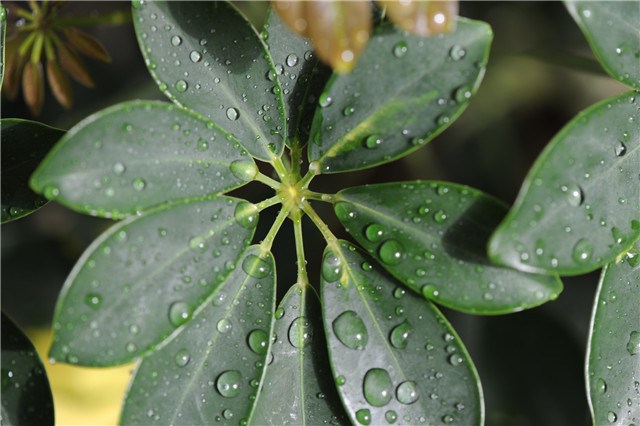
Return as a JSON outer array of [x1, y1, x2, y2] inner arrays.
[[1, 1, 628, 425]]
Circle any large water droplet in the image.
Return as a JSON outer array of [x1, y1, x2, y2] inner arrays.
[[189, 50, 202, 63], [363, 368, 393, 407], [627, 331, 640, 355], [396, 380, 419, 404], [433, 210, 448, 223], [379, 240, 404, 265], [288, 317, 313, 348], [230, 160, 258, 182], [390, 320, 413, 349], [355, 408, 372, 425], [607, 411, 617, 423], [572, 238, 593, 263], [322, 254, 343, 282], [561, 183, 584, 207], [226, 107, 239, 121], [189, 236, 208, 253], [171, 35, 182, 46], [234, 202, 258, 229], [242, 254, 271, 278], [175, 80, 188, 93], [596, 378, 607, 394], [216, 370, 242, 398], [168, 301, 192, 327], [365, 223, 385, 242], [217, 318, 233, 334], [319, 92, 333, 108], [364, 134, 382, 149], [175, 348, 190, 367], [248, 329, 268, 355], [332, 310, 368, 350], [393, 41, 408, 58], [286, 53, 299, 67]]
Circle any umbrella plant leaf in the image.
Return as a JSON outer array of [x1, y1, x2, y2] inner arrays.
[[565, 0, 640, 89], [30, 101, 255, 219], [120, 246, 276, 426], [132, 1, 286, 161], [1, 119, 65, 223], [489, 91, 640, 275], [586, 239, 640, 425], [251, 284, 348, 425], [307, 18, 492, 174], [262, 8, 331, 147], [321, 241, 483, 425], [1, 312, 54, 426], [335, 181, 562, 314], [48, 196, 256, 366]]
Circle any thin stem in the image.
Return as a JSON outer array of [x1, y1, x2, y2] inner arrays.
[[297, 168, 317, 189], [255, 195, 281, 212], [271, 156, 289, 181], [259, 205, 291, 254], [303, 190, 336, 204], [290, 144, 302, 180], [293, 213, 310, 287], [53, 9, 132, 28], [301, 201, 339, 251], [255, 172, 281, 190]]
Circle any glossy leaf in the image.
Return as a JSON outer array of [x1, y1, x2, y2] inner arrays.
[[586, 239, 640, 425], [565, 1, 640, 89], [133, 1, 286, 161], [1, 119, 65, 223], [262, 8, 331, 146], [251, 284, 347, 425], [321, 241, 483, 425], [489, 91, 640, 275], [121, 246, 275, 425], [335, 181, 562, 314], [30, 101, 256, 219], [308, 18, 492, 174], [48, 196, 256, 366], [1, 312, 54, 426]]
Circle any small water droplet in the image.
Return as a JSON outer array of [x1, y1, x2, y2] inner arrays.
[[627, 331, 640, 355], [175, 348, 190, 367], [113, 162, 126, 175], [454, 85, 472, 103], [333, 310, 368, 350], [607, 411, 617, 423], [275, 307, 285, 319], [385, 410, 398, 424], [393, 288, 406, 299], [216, 370, 242, 398], [217, 318, 232, 334], [363, 368, 393, 407], [288, 317, 313, 348], [390, 320, 413, 349], [393, 41, 408, 58], [226, 107, 239, 121], [343, 106, 355, 116], [189, 236, 208, 253], [379, 239, 404, 265], [355, 408, 372, 425], [561, 183, 584, 207], [242, 254, 270, 278], [449, 45, 466, 61], [396, 380, 419, 404], [448, 354, 464, 366], [189, 50, 202, 63], [319, 92, 333, 108], [572, 238, 593, 264], [596, 378, 607, 394], [175, 80, 188, 92], [364, 134, 383, 149], [132, 178, 146, 191], [614, 141, 627, 157], [168, 301, 192, 327], [85, 293, 102, 309], [171, 35, 182, 46], [433, 210, 447, 223], [365, 223, 385, 242], [335, 375, 346, 386], [286, 53, 299, 67]]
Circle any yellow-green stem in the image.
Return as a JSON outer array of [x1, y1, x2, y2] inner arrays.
[[255, 172, 281, 190], [293, 212, 310, 287], [259, 205, 291, 255]]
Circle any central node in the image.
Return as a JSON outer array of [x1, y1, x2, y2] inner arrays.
[[278, 181, 306, 213]]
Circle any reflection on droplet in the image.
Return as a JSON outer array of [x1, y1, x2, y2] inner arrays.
[[572, 238, 593, 264], [168, 301, 192, 327], [627, 331, 640, 355], [175, 80, 188, 93], [355, 408, 372, 425], [595, 378, 607, 395], [288, 317, 313, 348], [286, 53, 299, 67], [189, 236, 208, 253], [234, 202, 258, 229], [385, 410, 398, 424], [217, 319, 232, 334], [333, 311, 368, 350], [379, 240, 404, 265], [390, 320, 413, 349], [189, 50, 202, 63], [365, 223, 385, 242], [216, 370, 242, 398], [248, 329, 268, 355], [322, 254, 343, 282], [230, 160, 258, 182], [561, 183, 584, 207], [449, 45, 466, 61], [614, 141, 627, 157], [242, 255, 271, 278], [175, 348, 190, 367], [396, 380, 419, 404], [393, 41, 408, 58], [226, 107, 239, 121], [171, 35, 182, 46]]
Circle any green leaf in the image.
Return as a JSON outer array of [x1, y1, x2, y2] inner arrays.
[[1, 312, 54, 426], [30, 101, 255, 219], [120, 246, 275, 425], [586, 239, 640, 425], [132, 1, 286, 161], [251, 284, 348, 425], [565, 1, 640, 89], [489, 91, 640, 276], [1, 4, 6, 87], [262, 8, 331, 146], [1, 119, 65, 223], [321, 241, 483, 425], [49, 196, 257, 366], [335, 181, 562, 314], [307, 18, 492, 174]]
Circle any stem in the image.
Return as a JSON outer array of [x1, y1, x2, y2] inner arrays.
[[303, 190, 336, 204], [271, 156, 289, 181], [297, 168, 317, 189], [301, 201, 339, 251], [290, 144, 302, 180], [293, 212, 310, 287], [255, 172, 281, 190], [53, 9, 132, 28], [255, 195, 281, 212], [259, 205, 291, 254]]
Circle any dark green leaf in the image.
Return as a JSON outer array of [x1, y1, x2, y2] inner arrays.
[[120, 246, 275, 425], [132, 1, 286, 161], [1, 4, 5, 87], [307, 18, 492, 174], [48, 196, 257, 366], [262, 8, 331, 146], [565, 1, 640, 89], [586, 239, 640, 426], [1, 119, 65, 223], [489, 91, 640, 275], [251, 284, 347, 425], [335, 181, 562, 314], [30, 101, 256, 219], [321, 241, 483, 425], [1, 312, 54, 426]]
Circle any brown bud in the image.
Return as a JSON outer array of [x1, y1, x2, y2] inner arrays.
[[378, 0, 458, 36], [22, 61, 45, 115], [57, 43, 94, 87], [46, 59, 72, 109], [63, 27, 112, 63], [273, 0, 372, 74], [3, 44, 26, 100]]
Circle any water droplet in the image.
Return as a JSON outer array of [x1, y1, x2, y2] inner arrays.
[[454, 85, 472, 103], [319, 92, 333, 108], [125, 342, 137, 353], [242, 254, 270, 278], [332, 310, 368, 350], [247, 329, 268, 355], [113, 162, 126, 175], [393, 41, 408, 58], [611, 227, 626, 245], [614, 141, 627, 157], [355, 408, 372, 425], [627, 331, 640, 355], [132, 178, 146, 191], [322, 253, 343, 282], [379, 240, 404, 265], [561, 183, 584, 207], [168, 301, 192, 327], [175, 348, 190, 367], [448, 354, 464, 366], [216, 318, 233, 334], [234, 202, 258, 229], [390, 320, 413, 349], [363, 368, 393, 407], [275, 307, 285, 319], [449, 45, 466, 61], [335, 375, 346, 386], [222, 409, 234, 419], [607, 411, 617, 423], [216, 370, 242, 398], [189, 236, 208, 253], [442, 415, 454, 424], [396, 380, 419, 404], [596, 378, 607, 394], [189, 50, 202, 63], [229, 160, 258, 182], [226, 107, 239, 121], [421, 284, 439, 298], [365, 223, 385, 242], [572, 238, 593, 264], [433, 210, 447, 223], [288, 317, 313, 348], [364, 134, 383, 149], [286, 53, 299, 67], [85, 293, 102, 309], [343, 106, 355, 116], [393, 288, 406, 299], [175, 80, 188, 92], [171, 35, 182, 46], [385, 410, 398, 424], [43, 185, 60, 199]]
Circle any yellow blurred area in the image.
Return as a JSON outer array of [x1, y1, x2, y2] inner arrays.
[[28, 328, 135, 426]]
